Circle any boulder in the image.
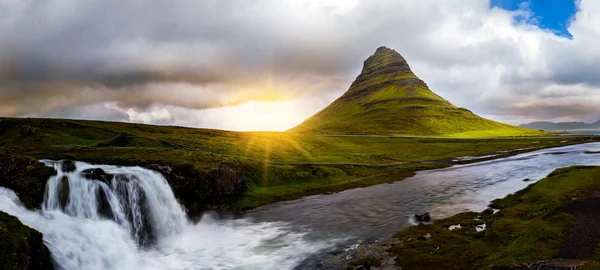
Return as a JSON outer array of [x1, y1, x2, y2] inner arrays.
[[415, 212, 431, 222], [0, 211, 55, 269], [81, 168, 113, 184], [61, 160, 76, 173], [0, 156, 57, 210]]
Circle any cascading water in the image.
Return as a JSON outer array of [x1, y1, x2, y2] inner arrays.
[[42, 161, 189, 247], [0, 161, 332, 270]]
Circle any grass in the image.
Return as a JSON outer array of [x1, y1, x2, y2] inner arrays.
[[291, 47, 542, 137], [388, 166, 600, 269], [1, 117, 597, 210]]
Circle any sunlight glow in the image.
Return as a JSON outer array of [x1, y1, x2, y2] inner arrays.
[[203, 99, 316, 131]]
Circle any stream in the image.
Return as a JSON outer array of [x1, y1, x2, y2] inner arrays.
[[1, 142, 600, 269]]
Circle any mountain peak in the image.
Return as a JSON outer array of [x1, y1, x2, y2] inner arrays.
[[361, 46, 413, 78], [291, 46, 539, 137]]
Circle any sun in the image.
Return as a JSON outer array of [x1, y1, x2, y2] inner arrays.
[[217, 100, 311, 132]]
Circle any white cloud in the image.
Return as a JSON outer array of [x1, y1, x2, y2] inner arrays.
[[3, 0, 600, 129]]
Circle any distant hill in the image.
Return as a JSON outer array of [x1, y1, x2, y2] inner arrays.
[[520, 119, 600, 130], [291, 46, 541, 137]]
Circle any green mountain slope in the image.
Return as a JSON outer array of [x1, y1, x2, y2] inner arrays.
[[292, 46, 541, 137]]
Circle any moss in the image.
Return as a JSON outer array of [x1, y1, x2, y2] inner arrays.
[[0, 211, 54, 269], [388, 166, 600, 269]]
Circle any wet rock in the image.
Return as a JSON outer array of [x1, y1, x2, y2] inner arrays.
[[415, 212, 431, 222], [61, 160, 76, 173], [81, 168, 113, 184], [0, 156, 57, 210], [96, 187, 114, 220], [66, 158, 248, 219], [0, 211, 55, 269], [522, 178, 531, 182], [57, 176, 70, 210]]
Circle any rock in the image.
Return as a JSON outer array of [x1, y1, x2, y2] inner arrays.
[[61, 160, 76, 173], [0, 211, 55, 269], [57, 176, 70, 210], [417, 234, 431, 241], [19, 125, 38, 136], [62, 158, 248, 219], [414, 212, 431, 222], [96, 187, 114, 220], [0, 156, 57, 210], [81, 168, 113, 184], [522, 178, 531, 182]]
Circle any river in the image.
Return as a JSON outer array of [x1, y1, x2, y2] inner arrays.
[[1, 142, 600, 269]]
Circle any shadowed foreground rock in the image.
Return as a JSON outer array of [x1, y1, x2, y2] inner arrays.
[[0, 211, 55, 269], [0, 156, 57, 210]]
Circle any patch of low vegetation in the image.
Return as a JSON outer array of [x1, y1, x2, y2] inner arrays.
[[0, 211, 55, 269], [385, 166, 600, 269], [1, 117, 597, 211]]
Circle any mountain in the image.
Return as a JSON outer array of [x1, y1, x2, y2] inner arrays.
[[292, 46, 540, 137], [520, 119, 600, 130]]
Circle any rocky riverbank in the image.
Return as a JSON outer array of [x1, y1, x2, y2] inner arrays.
[[321, 166, 600, 270]]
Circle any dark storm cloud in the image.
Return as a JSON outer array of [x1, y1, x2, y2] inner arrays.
[[1, 0, 600, 126]]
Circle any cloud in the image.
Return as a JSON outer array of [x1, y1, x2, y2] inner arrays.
[[1, 0, 600, 129]]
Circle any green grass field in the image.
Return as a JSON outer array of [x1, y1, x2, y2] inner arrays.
[[1, 117, 596, 210]]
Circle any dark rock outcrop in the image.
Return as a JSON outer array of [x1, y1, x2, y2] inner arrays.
[[96, 187, 115, 220], [81, 168, 113, 184], [415, 212, 431, 222], [0, 156, 57, 210], [0, 211, 55, 270], [75, 159, 247, 218], [61, 160, 76, 173], [57, 176, 70, 210], [148, 162, 247, 218]]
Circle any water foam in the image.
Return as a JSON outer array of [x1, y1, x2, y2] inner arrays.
[[0, 161, 330, 270]]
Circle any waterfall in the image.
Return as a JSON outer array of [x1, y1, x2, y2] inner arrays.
[[42, 161, 188, 246], [0, 161, 331, 270]]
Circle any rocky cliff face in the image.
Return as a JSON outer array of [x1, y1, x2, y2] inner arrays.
[[0, 211, 55, 270]]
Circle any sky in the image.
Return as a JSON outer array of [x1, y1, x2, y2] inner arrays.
[[0, 0, 598, 131]]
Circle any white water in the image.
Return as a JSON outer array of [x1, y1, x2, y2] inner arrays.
[[0, 161, 331, 270]]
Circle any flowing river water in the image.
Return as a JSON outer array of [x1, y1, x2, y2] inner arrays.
[[1, 142, 600, 269]]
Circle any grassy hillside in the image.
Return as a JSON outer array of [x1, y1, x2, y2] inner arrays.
[[1, 117, 593, 210], [292, 47, 542, 137]]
